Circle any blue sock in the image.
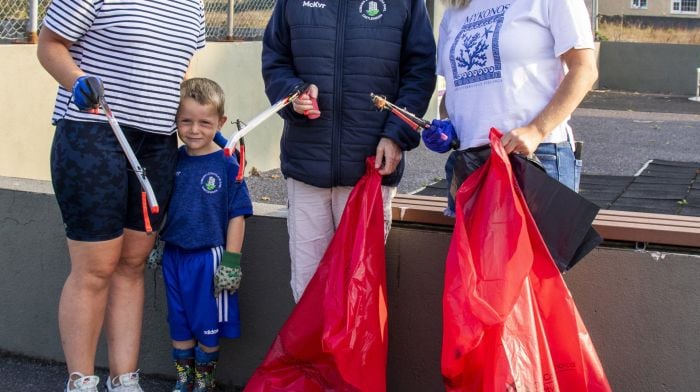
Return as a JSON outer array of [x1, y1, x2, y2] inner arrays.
[[195, 345, 219, 363], [172, 347, 195, 360]]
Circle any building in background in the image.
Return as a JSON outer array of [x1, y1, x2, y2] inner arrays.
[[599, 0, 700, 28]]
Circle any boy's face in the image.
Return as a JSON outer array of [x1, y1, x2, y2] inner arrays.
[[176, 97, 227, 156]]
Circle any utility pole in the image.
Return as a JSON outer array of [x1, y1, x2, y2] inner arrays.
[[591, 0, 599, 34]]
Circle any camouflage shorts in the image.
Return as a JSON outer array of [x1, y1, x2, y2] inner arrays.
[[51, 120, 178, 241]]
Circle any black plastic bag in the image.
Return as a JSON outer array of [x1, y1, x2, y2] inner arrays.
[[451, 149, 602, 272]]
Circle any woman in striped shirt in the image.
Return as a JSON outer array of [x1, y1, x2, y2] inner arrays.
[[37, 1, 206, 391]]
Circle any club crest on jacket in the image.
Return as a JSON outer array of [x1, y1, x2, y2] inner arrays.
[[359, 0, 386, 20]]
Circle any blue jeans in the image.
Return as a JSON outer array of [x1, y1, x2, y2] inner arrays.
[[444, 142, 581, 215], [533, 141, 581, 193]]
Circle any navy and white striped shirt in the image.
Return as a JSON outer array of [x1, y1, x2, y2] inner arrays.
[[43, 0, 206, 135]]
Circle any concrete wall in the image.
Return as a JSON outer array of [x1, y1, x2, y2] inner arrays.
[[598, 41, 700, 95], [2, 179, 699, 391], [0, 42, 283, 182]]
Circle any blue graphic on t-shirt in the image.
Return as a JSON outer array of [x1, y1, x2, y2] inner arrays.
[[450, 5, 508, 87]]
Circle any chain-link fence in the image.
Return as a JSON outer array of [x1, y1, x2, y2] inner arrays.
[[0, 0, 274, 44], [205, 0, 274, 41], [0, 0, 48, 43]]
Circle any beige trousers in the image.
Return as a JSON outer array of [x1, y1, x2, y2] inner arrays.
[[286, 178, 396, 302]]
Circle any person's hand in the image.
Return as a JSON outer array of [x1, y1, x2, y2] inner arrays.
[[72, 75, 104, 111], [292, 84, 320, 119], [375, 137, 402, 175], [422, 119, 457, 153], [214, 251, 242, 296], [501, 124, 545, 156]]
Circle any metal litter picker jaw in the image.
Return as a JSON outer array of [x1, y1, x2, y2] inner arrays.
[[370, 93, 459, 150], [100, 97, 159, 232], [370, 93, 431, 131]]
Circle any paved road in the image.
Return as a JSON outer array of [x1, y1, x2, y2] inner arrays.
[[2, 90, 698, 390]]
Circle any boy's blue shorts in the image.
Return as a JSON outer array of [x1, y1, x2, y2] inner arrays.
[[51, 119, 178, 241], [162, 244, 241, 347]]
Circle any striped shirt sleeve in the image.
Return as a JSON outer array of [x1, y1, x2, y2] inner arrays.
[[45, 0, 205, 135], [42, 0, 100, 42]]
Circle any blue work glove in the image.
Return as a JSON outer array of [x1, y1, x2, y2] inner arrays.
[[71, 75, 104, 111], [214, 251, 242, 296], [422, 119, 457, 153]]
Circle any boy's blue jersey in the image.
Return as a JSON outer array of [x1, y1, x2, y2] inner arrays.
[[161, 147, 253, 250]]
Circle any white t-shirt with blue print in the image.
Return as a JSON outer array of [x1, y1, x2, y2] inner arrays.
[[437, 0, 594, 149]]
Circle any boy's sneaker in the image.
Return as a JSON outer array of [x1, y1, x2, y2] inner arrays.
[[65, 372, 100, 392], [106, 371, 144, 392]]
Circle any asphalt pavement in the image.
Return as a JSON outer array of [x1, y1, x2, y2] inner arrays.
[[2, 89, 699, 390]]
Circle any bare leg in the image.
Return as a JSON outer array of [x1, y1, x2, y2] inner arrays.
[[105, 229, 154, 377], [198, 343, 219, 353], [59, 237, 124, 378], [173, 339, 196, 350]]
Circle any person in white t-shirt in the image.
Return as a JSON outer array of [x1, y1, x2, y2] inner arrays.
[[36, 1, 205, 391], [422, 0, 598, 214]]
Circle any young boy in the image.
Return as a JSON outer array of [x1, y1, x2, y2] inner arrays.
[[160, 78, 253, 391]]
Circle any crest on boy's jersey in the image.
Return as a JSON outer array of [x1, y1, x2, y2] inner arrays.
[[200, 172, 222, 194], [449, 4, 509, 87]]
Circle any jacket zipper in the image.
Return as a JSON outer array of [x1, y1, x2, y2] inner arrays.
[[332, 1, 347, 186]]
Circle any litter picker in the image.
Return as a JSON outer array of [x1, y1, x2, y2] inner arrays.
[[224, 84, 315, 157], [232, 120, 246, 182], [100, 97, 159, 232], [370, 93, 459, 150], [214, 127, 246, 181]]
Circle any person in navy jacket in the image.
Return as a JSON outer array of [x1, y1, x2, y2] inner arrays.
[[262, 0, 436, 302]]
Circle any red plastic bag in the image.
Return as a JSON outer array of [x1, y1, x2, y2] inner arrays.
[[244, 157, 388, 392], [442, 128, 611, 391]]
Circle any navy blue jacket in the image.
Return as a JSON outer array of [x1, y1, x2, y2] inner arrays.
[[262, 0, 436, 188]]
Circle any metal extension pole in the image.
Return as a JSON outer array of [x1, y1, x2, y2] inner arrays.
[[223, 86, 305, 156], [27, 0, 38, 43], [100, 98, 160, 214]]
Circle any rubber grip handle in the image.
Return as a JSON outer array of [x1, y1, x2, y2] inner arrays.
[[438, 129, 459, 150], [306, 96, 320, 119]]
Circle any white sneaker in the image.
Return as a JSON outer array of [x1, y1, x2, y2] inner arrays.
[[65, 372, 100, 392], [105, 371, 144, 392]]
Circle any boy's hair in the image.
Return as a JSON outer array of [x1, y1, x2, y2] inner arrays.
[[179, 78, 226, 117]]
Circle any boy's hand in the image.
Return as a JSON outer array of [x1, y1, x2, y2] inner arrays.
[[214, 251, 242, 296], [213, 131, 228, 148]]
